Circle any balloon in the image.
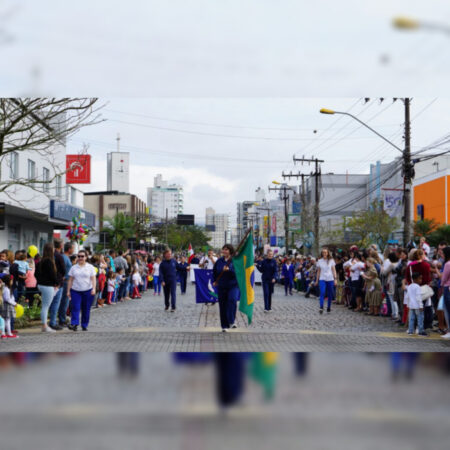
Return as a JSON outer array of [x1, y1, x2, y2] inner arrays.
[[28, 245, 39, 258], [15, 304, 24, 319]]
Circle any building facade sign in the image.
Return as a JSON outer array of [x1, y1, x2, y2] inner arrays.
[[50, 200, 96, 228]]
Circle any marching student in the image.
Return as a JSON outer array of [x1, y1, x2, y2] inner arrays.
[[213, 244, 240, 332], [176, 255, 190, 295], [160, 249, 178, 312], [256, 249, 277, 312], [281, 257, 295, 296]]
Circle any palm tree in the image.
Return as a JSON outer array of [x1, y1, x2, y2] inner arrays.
[[101, 213, 136, 251]]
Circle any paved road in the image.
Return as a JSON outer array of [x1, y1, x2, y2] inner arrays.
[[0, 353, 449, 449], [5, 284, 450, 351]]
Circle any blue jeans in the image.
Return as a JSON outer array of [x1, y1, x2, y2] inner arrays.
[[38, 285, 55, 326], [70, 289, 93, 328], [49, 286, 63, 327], [179, 274, 187, 293], [262, 280, 274, 310], [408, 308, 424, 334], [284, 278, 293, 295], [154, 275, 161, 293], [319, 280, 334, 309], [58, 280, 69, 324], [443, 287, 450, 328]]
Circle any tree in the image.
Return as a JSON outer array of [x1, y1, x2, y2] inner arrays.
[[340, 201, 399, 249], [101, 213, 136, 251], [427, 225, 450, 248], [150, 222, 210, 251], [413, 219, 439, 239], [0, 98, 103, 204]]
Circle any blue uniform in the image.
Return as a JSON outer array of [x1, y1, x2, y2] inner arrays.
[[160, 258, 178, 309], [176, 261, 189, 294], [282, 263, 295, 295], [256, 258, 278, 311], [213, 257, 240, 329]]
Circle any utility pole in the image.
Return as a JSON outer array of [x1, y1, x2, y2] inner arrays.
[[292, 156, 324, 257], [403, 98, 412, 247], [268, 185, 294, 255], [282, 171, 309, 234], [165, 207, 168, 248]]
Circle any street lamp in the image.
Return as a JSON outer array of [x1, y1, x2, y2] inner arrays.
[[393, 16, 450, 35], [320, 103, 413, 246], [319, 108, 402, 153]]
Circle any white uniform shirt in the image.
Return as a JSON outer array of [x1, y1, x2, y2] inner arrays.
[[153, 262, 160, 277], [68, 263, 96, 291], [201, 256, 216, 270], [317, 258, 336, 282]]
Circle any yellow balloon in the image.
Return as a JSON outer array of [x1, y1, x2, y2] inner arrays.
[[94, 267, 99, 274], [28, 245, 39, 258], [15, 304, 24, 319]]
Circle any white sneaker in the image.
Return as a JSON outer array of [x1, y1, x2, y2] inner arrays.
[[222, 328, 227, 332], [264, 310, 269, 313], [441, 332, 450, 339], [42, 326, 56, 333], [231, 323, 237, 329]]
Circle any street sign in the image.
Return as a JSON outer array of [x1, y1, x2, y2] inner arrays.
[[288, 214, 301, 232], [66, 154, 91, 184]]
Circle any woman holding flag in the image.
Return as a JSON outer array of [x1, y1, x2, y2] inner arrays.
[[213, 244, 240, 332]]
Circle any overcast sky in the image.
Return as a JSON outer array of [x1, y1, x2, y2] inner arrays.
[[65, 97, 449, 224], [1, 0, 450, 96]]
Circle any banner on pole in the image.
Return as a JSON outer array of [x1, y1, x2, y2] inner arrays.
[[383, 190, 403, 218]]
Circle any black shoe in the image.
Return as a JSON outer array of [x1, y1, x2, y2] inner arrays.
[[58, 322, 68, 328], [327, 308, 331, 313], [319, 308, 324, 314], [49, 324, 63, 331], [418, 332, 429, 337], [68, 324, 78, 332], [82, 327, 88, 331], [305, 294, 310, 298], [165, 306, 169, 311]]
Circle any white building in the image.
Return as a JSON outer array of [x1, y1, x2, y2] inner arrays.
[[147, 174, 183, 220], [205, 207, 230, 249], [107, 152, 130, 193], [0, 143, 93, 252]]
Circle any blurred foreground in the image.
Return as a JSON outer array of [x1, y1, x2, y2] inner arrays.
[[0, 352, 449, 449]]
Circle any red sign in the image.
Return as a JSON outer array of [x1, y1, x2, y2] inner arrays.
[[272, 216, 277, 234], [66, 154, 91, 184]]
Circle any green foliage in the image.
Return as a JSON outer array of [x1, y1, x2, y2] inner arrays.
[[413, 219, 439, 239], [101, 213, 136, 251], [342, 201, 399, 249], [427, 224, 450, 247], [151, 223, 210, 250]]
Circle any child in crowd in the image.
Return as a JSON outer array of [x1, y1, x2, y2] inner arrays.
[[131, 267, 142, 299], [0, 251, 10, 274], [0, 276, 18, 339], [106, 270, 116, 305], [362, 257, 382, 316], [406, 272, 427, 336], [14, 252, 30, 277], [116, 268, 125, 302]]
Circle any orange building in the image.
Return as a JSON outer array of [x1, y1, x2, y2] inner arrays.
[[413, 170, 450, 225]]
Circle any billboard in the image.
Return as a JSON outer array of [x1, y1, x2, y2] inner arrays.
[[177, 214, 195, 226], [288, 214, 301, 232], [66, 154, 91, 184]]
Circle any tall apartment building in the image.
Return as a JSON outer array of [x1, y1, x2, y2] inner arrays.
[[205, 207, 230, 249], [147, 174, 183, 220]]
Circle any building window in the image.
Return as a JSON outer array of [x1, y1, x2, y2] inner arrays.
[[56, 175, 62, 198], [70, 187, 76, 204], [27, 159, 36, 181], [43, 167, 50, 193], [9, 152, 19, 179]]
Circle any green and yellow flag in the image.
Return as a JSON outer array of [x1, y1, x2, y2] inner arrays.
[[233, 230, 255, 324], [250, 352, 279, 400]]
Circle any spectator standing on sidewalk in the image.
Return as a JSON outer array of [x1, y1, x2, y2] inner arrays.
[[48, 239, 66, 331], [67, 250, 96, 332], [57, 241, 75, 327], [35, 243, 59, 333]]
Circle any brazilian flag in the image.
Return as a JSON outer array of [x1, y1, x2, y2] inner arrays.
[[233, 230, 255, 324], [250, 352, 279, 400]]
